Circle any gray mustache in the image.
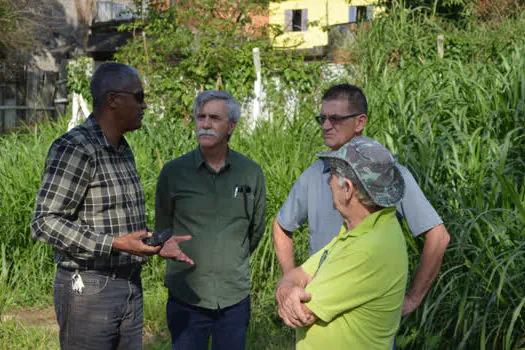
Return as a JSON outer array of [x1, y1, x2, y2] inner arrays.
[[197, 129, 218, 137]]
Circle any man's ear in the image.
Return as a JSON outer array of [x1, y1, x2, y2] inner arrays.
[[106, 92, 118, 109], [355, 114, 367, 134], [344, 179, 355, 201], [228, 120, 237, 136]]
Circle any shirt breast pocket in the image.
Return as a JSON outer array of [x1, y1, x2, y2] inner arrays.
[[226, 192, 255, 222]]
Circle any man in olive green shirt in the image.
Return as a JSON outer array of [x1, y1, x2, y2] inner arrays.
[[155, 90, 266, 350]]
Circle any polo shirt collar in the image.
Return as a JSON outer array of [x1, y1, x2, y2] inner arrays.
[[322, 160, 331, 174], [195, 146, 233, 172], [340, 207, 396, 238]]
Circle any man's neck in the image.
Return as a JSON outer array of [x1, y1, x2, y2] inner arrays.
[[201, 144, 229, 172], [341, 201, 378, 230], [331, 133, 363, 151], [94, 112, 123, 147]]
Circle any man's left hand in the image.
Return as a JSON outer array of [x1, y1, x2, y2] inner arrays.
[[159, 235, 194, 265], [402, 224, 450, 316]]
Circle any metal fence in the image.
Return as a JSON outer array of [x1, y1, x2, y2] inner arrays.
[[0, 61, 67, 133]]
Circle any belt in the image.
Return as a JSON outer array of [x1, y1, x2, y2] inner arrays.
[[58, 263, 142, 280]]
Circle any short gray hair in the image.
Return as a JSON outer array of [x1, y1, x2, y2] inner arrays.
[[193, 90, 241, 123], [90, 62, 140, 110], [335, 169, 377, 208]]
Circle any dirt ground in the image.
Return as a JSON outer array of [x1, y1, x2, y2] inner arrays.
[[1, 306, 58, 332], [1, 305, 165, 348]]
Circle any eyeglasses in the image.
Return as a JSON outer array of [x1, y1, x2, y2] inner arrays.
[[315, 112, 362, 125], [109, 90, 145, 104]]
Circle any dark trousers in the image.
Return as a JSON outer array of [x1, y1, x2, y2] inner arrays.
[[166, 294, 251, 350], [53, 266, 143, 350]]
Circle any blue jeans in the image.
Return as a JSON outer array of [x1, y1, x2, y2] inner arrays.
[[53, 266, 143, 350], [166, 294, 251, 350]]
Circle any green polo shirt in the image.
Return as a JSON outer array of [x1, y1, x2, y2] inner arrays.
[[155, 147, 266, 309], [297, 207, 408, 350]]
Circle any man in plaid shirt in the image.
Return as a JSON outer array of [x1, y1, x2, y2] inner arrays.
[[31, 62, 192, 349]]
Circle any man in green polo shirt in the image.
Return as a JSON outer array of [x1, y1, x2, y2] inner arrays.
[[155, 90, 266, 350], [276, 136, 408, 350]]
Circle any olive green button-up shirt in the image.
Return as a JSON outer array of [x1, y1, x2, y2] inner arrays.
[[155, 147, 266, 309]]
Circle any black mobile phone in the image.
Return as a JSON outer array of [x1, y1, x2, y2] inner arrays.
[[142, 228, 173, 246]]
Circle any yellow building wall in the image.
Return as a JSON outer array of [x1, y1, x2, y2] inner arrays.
[[270, 0, 378, 49]]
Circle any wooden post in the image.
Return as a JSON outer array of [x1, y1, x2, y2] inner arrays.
[[183, 106, 189, 127], [251, 47, 263, 129], [216, 73, 223, 90], [437, 35, 444, 58]]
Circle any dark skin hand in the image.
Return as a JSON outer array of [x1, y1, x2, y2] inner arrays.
[[112, 231, 194, 265], [112, 230, 160, 256]]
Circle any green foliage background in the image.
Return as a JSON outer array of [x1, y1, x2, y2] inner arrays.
[[114, 2, 322, 122], [1, 2, 524, 349]]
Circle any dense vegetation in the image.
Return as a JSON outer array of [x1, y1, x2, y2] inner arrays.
[[0, 2, 524, 349]]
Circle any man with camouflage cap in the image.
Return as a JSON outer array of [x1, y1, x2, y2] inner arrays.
[[273, 83, 450, 321], [276, 136, 408, 350]]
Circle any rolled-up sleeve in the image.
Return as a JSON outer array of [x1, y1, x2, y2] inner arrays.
[[31, 142, 113, 258]]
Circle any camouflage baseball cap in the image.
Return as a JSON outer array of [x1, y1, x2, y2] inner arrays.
[[317, 136, 405, 207]]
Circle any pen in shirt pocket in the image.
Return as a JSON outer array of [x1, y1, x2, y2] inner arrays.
[[233, 185, 252, 198]]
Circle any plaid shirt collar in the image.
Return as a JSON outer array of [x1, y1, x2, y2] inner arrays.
[[85, 114, 129, 153]]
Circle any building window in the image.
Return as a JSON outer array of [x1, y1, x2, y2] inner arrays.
[[349, 6, 374, 23], [94, 1, 135, 23], [285, 9, 308, 32]]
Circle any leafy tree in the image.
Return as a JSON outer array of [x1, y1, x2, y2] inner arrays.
[[115, 0, 321, 121], [0, 0, 51, 61]]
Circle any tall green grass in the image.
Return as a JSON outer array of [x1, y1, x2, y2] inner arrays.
[[354, 9, 525, 349], [1, 8, 524, 350]]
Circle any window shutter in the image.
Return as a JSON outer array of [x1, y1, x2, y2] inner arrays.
[[349, 6, 357, 23], [366, 6, 374, 20], [285, 10, 292, 32], [301, 9, 308, 31]]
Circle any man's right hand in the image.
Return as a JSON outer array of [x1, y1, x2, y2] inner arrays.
[[159, 235, 194, 265], [112, 230, 161, 256]]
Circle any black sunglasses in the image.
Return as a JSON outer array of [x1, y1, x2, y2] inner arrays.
[[315, 112, 362, 125], [109, 90, 145, 104]]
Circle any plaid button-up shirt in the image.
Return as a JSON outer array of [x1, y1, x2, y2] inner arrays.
[[31, 116, 147, 270]]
